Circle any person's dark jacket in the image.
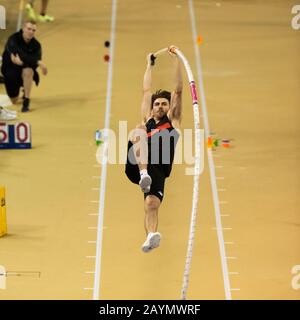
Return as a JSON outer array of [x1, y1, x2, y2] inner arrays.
[[1, 30, 42, 85]]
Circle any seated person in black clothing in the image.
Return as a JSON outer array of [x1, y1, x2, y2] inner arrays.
[[1, 20, 48, 112], [125, 46, 182, 253]]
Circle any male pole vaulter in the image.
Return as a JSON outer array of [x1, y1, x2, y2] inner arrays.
[[125, 46, 182, 253]]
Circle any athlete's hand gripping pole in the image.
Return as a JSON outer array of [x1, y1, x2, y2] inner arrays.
[[149, 47, 169, 66]]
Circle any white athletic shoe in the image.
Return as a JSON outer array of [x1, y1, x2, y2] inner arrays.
[[142, 232, 161, 253], [0, 107, 17, 121], [139, 173, 152, 193], [0, 106, 17, 115]]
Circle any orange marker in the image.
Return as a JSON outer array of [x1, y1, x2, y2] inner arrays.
[[207, 136, 213, 148], [197, 35, 203, 45]]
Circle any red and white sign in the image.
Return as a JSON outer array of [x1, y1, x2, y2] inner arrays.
[[0, 122, 9, 144], [14, 122, 31, 143]]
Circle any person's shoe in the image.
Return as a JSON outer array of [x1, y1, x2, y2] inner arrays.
[[38, 14, 55, 22], [0, 107, 17, 121], [139, 173, 152, 193], [142, 232, 161, 253], [25, 4, 37, 21], [0, 106, 17, 115], [22, 98, 30, 112]]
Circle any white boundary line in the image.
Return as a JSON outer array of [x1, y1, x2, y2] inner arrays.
[[92, 0, 117, 301], [17, 0, 24, 31], [188, 0, 232, 300]]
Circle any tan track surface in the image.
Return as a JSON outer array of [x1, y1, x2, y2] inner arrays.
[[0, 0, 299, 299]]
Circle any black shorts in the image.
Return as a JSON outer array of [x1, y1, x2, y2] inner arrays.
[[125, 163, 166, 202], [2, 66, 23, 98]]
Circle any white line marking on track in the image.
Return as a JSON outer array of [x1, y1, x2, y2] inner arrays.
[[189, 0, 233, 298], [93, 0, 118, 301]]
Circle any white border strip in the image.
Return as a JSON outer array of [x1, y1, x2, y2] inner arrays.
[[16, 0, 24, 31], [93, 0, 117, 300], [188, 0, 232, 300]]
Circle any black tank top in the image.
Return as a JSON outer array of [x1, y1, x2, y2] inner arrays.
[[145, 115, 179, 177]]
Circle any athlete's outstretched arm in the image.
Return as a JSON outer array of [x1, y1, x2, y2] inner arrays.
[[141, 54, 153, 123], [169, 47, 183, 126]]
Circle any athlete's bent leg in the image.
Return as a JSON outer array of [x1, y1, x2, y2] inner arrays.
[[131, 124, 152, 193]]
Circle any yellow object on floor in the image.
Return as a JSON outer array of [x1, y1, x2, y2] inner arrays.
[[0, 187, 7, 237]]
